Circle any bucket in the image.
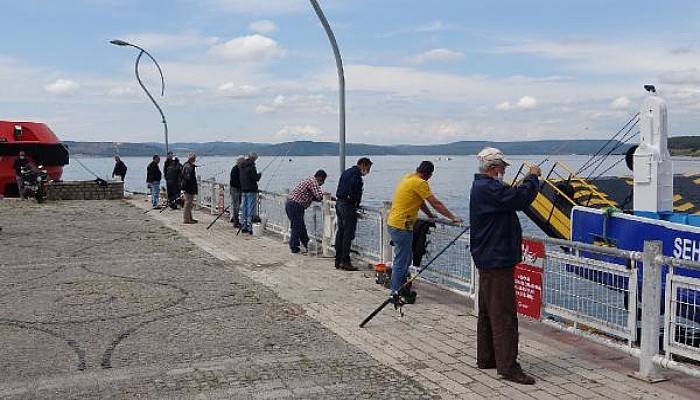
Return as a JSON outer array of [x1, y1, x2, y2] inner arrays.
[[252, 222, 264, 237]]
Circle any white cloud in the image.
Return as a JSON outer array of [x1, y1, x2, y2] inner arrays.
[[609, 96, 631, 110], [416, 20, 455, 33], [44, 79, 80, 95], [275, 125, 323, 140], [108, 86, 136, 97], [517, 96, 538, 109], [495, 101, 512, 111], [272, 95, 285, 106], [249, 20, 278, 34], [209, 34, 286, 62], [217, 82, 260, 97], [120, 31, 219, 50], [412, 48, 465, 64], [495, 96, 537, 111], [495, 38, 700, 76], [255, 104, 275, 114]]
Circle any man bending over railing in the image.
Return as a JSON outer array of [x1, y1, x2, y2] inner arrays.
[[387, 161, 462, 305]]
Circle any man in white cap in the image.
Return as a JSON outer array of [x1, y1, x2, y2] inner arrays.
[[469, 147, 541, 385]]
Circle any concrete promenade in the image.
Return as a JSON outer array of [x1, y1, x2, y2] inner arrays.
[[0, 198, 698, 399]]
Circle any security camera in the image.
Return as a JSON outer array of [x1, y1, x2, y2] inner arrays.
[[644, 84, 656, 94]]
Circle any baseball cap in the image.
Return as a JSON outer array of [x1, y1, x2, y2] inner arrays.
[[477, 147, 511, 167]]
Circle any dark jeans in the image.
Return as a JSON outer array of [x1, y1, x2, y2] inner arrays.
[[334, 200, 357, 263], [166, 180, 179, 205], [285, 200, 308, 251], [477, 266, 519, 375]]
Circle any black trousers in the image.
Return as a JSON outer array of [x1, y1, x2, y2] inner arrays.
[[334, 201, 357, 262], [477, 266, 519, 375], [166, 180, 179, 205], [285, 200, 308, 251]]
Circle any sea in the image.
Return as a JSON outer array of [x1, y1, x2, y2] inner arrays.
[[62, 154, 700, 236]]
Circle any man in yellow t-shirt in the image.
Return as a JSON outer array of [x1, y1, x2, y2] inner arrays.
[[387, 161, 462, 302]]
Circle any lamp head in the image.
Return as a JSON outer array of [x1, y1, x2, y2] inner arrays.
[[110, 39, 130, 47]]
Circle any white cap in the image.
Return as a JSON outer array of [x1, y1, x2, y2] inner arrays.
[[477, 147, 511, 167]]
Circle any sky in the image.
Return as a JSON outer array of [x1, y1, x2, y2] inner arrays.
[[2, 0, 700, 145]]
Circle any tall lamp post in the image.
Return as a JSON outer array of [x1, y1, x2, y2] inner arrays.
[[110, 39, 169, 154], [309, 0, 346, 174]]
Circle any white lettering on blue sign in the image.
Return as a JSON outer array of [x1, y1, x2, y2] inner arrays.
[[673, 237, 700, 262]]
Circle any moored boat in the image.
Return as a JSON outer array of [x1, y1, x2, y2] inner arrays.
[[0, 121, 69, 197]]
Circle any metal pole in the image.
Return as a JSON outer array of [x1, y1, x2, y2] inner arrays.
[[309, 0, 345, 174], [634, 240, 666, 382], [110, 40, 168, 154], [133, 49, 169, 154]]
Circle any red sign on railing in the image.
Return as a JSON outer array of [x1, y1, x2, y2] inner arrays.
[[515, 239, 545, 319]]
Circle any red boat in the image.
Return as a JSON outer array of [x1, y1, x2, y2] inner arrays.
[[0, 121, 69, 197]]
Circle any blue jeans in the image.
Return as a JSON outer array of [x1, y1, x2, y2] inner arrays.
[[241, 192, 258, 230], [285, 200, 308, 251], [149, 181, 160, 207], [389, 227, 413, 293]]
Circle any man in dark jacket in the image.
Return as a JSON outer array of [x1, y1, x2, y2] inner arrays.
[[469, 147, 540, 385], [334, 157, 372, 271], [165, 157, 182, 209], [13, 151, 30, 199], [181, 153, 198, 224], [163, 151, 174, 175], [112, 156, 127, 181], [239, 152, 262, 234], [229, 156, 244, 228], [146, 155, 162, 209]]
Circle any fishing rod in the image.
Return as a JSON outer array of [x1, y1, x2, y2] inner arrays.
[[359, 225, 470, 328], [206, 203, 231, 230]]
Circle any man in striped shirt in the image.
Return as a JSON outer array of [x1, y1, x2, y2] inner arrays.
[[286, 170, 328, 254]]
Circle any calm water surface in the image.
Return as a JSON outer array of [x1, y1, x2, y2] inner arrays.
[[63, 154, 699, 235]]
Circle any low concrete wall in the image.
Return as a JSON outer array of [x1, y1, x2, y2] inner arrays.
[[47, 180, 124, 200]]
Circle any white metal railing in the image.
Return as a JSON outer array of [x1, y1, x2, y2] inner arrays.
[[663, 257, 700, 365], [196, 178, 700, 378]]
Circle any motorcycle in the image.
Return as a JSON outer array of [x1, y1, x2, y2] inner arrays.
[[21, 165, 49, 203]]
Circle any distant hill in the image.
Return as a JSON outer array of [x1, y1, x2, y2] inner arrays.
[[63, 139, 636, 157], [669, 136, 700, 156]]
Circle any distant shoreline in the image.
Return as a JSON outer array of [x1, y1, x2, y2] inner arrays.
[[61, 137, 698, 157]]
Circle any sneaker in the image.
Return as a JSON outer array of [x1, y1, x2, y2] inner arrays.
[[291, 248, 301, 254], [334, 260, 341, 269], [477, 362, 496, 370], [500, 369, 535, 385], [191, 219, 199, 223], [301, 245, 309, 255]]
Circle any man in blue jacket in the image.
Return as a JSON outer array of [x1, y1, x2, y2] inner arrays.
[[469, 147, 540, 385], [334, 157, 373, 271]]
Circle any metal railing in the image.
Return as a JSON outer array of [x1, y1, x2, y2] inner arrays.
[[195, 178, 700, 378], [663, 257, 700, 365]]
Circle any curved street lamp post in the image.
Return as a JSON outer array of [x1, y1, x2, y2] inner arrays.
[[309, 0, 346, 174], [110, 39, 169, 154]]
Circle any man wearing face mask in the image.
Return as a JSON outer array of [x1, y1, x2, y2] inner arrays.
[[469, 147, 540, 385], [334, 157, 373, 271]]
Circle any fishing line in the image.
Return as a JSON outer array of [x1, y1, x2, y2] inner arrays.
[[576, 112, 640, 175]]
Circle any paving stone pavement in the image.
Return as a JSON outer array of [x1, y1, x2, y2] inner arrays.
[[124, 197, 700, 400], [0, 200, 436, 399]]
